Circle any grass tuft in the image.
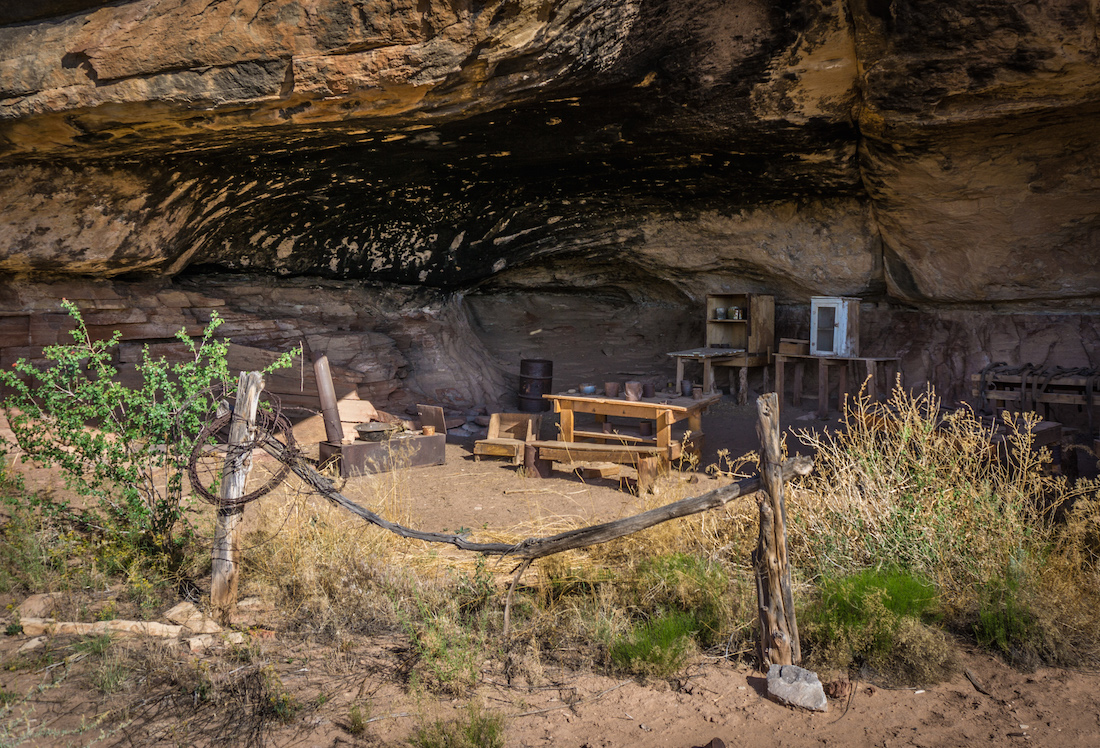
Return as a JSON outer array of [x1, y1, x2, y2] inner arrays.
[[409, 703, 505, 748]]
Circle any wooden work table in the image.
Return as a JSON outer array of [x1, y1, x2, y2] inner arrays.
[[774, 353, 900, 419], [542, 391, 721, 459]]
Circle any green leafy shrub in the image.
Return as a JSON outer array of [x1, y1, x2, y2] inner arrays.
[[0, 301, 233, 558], [610, 609, 699, 677], [974, 570, 1050, 669], [0, 301, 295, 571], [630, 553, 733, 646], [801, 567, 953, 685]]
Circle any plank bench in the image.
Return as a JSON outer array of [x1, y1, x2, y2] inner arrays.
[[528, 440, 667, 491]]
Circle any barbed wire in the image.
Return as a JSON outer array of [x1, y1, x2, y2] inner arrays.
[[187, 393, 298, 508]]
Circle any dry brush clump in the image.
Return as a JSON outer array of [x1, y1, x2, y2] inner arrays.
[[788, 381, 1100, 671]]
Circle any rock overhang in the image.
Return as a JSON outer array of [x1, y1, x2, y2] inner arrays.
[[0, 0, 1096, 307]]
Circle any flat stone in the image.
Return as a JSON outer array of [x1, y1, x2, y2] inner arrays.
[[17, 636, 47, 653], [163, 601, 222, 634], [767, 663, 828, 712], [17, 592, 64, 619]]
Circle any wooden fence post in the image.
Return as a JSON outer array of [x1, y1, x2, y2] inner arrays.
[[753, 391, 801, 667], [212, 371, 264, 624]]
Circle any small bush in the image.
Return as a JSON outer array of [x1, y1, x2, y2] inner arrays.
[[0, 301, 296, 571], [630, 553, 734, 646], [974, 571, 1050, 669], [409, 703, 505, 748], [346, 704, 369, 736], [610, 610, 699, 678], [801, 568, 953, 685], [402, 601, 486, 695]]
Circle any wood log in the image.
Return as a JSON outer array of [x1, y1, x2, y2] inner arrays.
[[211, 371, 264, 624], [753, 391, 801, 667]]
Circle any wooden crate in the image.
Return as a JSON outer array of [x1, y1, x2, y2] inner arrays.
[[318, 433, 446, 477]]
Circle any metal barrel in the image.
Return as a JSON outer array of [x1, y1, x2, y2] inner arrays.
[[518, 358, 553, 412]]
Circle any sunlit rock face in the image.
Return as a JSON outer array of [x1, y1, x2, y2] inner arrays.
[[0, 0, 1097, 409]]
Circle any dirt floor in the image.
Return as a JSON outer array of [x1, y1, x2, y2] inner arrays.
[[3, 393, 1100, 746]]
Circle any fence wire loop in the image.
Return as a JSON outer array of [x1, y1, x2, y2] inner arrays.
[[188, 395, 297, 508]]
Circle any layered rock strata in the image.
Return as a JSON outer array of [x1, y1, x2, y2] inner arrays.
[[0, 0, 1097, 414]]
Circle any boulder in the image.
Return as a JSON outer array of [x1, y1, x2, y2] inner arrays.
[[766, 663, 828, 712]]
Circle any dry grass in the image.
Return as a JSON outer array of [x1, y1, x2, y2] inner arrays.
[[238, 384, 1100, 678], [789, 381, 1100, 667]]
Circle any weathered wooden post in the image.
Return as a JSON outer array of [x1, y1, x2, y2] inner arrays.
[[212, 371, 264, 624], [752, 391, 801, 666]]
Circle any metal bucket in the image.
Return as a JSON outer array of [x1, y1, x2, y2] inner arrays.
[[518, 358, 553, 412]]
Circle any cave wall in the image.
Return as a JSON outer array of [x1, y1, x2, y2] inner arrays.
[[0, 0, 1098, 415]]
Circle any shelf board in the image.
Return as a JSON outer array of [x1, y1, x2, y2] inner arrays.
[[708, 319, 748, 323]]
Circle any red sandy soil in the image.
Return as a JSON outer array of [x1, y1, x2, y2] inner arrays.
[[2, 397, 1099, 747]]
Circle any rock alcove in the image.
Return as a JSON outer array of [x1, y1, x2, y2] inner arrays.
[[1, 0, 1097, 422]]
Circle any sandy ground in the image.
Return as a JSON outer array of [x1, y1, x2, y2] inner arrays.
[[3, 394, 1100, 746]]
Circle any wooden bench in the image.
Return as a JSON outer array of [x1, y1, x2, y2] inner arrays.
[[529, 440, 667, 491], [473, 413, 542, 465]]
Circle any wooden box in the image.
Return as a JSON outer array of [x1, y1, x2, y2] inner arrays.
[[319, 433, 446, 477], [779, 338, 810, 355], [810, 297, 860, 357], [704, 293, 774, 367]]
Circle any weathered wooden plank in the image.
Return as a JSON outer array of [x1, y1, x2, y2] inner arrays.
[[971, 389, 1096, 406]]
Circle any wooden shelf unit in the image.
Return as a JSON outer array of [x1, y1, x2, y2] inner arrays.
[[704, 294, 774, 368]]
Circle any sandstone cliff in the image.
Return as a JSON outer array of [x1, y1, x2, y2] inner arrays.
[[0, 0, 1097, 410]]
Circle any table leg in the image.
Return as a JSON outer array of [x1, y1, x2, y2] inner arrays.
[[793, 362, 804, 407], [656, 410, 673, 453], [838, 362, 848, 414], [688, 412, 703, 435], [559, 404, 575, 442], [865, 359, 877, 401], [738, 366, 748, 406], [776, 357, 786, 405], [675, 358, 685, 387], [818, 360, 830, 419], [703, 360, 715, 394]]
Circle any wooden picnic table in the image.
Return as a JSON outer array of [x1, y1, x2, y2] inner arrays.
[[542, 391, 721, 459]]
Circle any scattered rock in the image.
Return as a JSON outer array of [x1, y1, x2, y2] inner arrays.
[[164, 601, 222, 635], [823, 678, 852, 700], [17, 617, 184, 638], [767, 664, 828, 712], [17, 636, 46, 654], [188, 630, 247, 653], [19, 618, 53, 637], [17, 592, 64, 619], [474, 415, 492, 427], [692, 740, 726, 748], [188, 634, 216, 653]]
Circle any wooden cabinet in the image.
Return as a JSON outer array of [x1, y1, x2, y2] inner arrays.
[[810, 296, 859, 357], [705, 293, 775, 367]]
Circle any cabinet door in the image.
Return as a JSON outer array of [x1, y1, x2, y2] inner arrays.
[[811, 300, 840, 355]]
